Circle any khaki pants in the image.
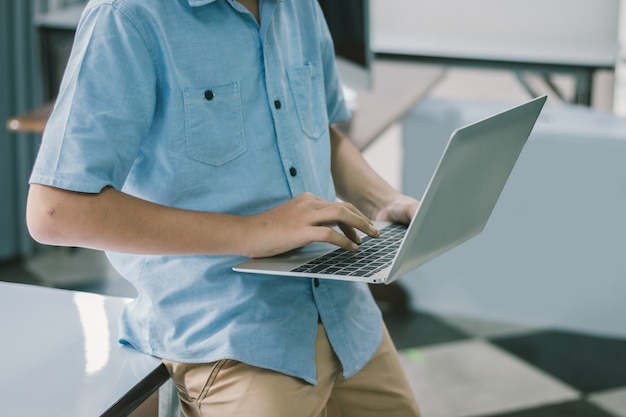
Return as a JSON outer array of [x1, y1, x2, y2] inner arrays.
[[164, 323, 421, 417]]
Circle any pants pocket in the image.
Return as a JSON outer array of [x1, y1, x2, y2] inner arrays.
[[163, 359, 230, 405]]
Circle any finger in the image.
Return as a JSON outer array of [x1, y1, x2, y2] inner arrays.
[[342, 206, 380, 237], [304, 197, 370, 223], [338, 223, 362, 245], [312, 226, 360, 252], [337, 201, 374, 226], [299, 194, 376, 228], [316, 204, 379, 238]]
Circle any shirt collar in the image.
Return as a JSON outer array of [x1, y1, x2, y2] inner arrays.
[[187, 0, 218, 6], [187, 0, 285, 7]]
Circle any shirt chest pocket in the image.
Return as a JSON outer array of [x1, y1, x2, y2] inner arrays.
[[183, 82, 247, 166], [287, 64, 328, 140]]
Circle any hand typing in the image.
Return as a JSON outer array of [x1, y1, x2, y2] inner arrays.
[[245, 192, 380, 258]]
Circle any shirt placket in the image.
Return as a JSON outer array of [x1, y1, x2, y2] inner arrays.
[[260, 17, 306, 198]]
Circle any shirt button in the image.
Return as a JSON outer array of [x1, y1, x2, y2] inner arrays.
[[204, 90, 214, 100], [313, 278, 320, 287], [274, 100, 282, 109], [289, 167, 297, 177]]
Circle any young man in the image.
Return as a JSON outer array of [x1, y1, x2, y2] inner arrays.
[[27, 0, 422, 415]]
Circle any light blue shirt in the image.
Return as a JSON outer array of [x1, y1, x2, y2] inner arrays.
[[29, 0, 383, 384]]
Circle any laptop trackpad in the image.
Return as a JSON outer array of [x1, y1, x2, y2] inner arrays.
[[234, 241, 336, 273]]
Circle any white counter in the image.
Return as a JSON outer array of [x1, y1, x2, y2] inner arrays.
[[0, 282, 168, 416]]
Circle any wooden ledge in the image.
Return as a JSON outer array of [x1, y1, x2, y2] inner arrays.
[[6, 102, 55, 134]]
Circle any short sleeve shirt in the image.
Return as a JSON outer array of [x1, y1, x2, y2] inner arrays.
[[29, 0, 383, 384]]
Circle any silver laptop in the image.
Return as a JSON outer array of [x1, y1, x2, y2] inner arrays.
[[234, 95, 547, 284]]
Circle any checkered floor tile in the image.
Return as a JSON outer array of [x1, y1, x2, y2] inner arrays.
[[383, 310, 626, 417]]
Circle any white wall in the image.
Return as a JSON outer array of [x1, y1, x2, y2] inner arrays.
[[400, 98, 626, 338], [371, 0, 619, 43], [370, 0, 620, 75]]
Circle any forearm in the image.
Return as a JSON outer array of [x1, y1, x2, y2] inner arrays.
[[26, 184, 252, 256], [330, 125, 403, 219], [27, 184, 379, 258]]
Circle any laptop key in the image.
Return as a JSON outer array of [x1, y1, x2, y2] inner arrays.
[[290, 223, 408, 277]]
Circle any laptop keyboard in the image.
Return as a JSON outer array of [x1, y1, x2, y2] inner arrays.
[[290, 223, 408, 277]]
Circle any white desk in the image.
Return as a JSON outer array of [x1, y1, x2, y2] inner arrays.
[[0, 282, 169, 416], [373, 34, 619, 106]]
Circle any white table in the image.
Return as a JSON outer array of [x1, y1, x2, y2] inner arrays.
[[370, 0, 621, 106], [373, 34, 619, 106], [0, 282, 169, 416]]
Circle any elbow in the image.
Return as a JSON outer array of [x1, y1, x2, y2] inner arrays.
[[26, 185, 69, 246], [26, 199, 58, 246]]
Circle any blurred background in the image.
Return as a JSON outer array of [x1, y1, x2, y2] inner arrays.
[[1, 1, 626, 416]]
